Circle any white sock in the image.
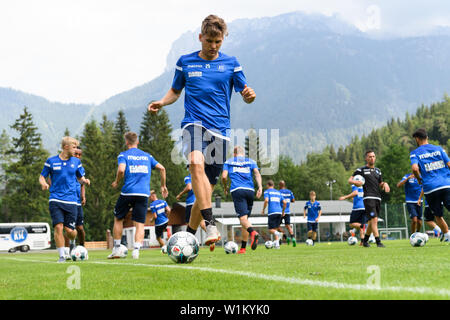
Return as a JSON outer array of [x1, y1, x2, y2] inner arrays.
[[134, 242, 142, 250], [114, 240, 121, 248], [434, 226, 442, 233], [58, 247, 65, 258]]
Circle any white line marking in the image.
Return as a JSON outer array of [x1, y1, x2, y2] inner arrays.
[[5, 257, 450, 297]]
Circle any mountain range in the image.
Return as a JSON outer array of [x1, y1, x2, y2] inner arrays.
[[2, 12, 450, 162]]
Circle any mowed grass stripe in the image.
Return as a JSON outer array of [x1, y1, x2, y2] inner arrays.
[[6, 256, 450, 298]]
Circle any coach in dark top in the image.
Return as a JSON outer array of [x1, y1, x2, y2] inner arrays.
[[348, 150, 390, 247]]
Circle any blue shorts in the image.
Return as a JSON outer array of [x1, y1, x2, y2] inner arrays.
[[350, 209, 366, 224], [425, 188, 450, 218], [185, 205, 193, 224], [49, 201, 78, 230], [76, 205, 84, 226], [231, 189, 254, 217], [182, 124, 228, 185], [280, 214, 291, 225], [307, 222, 318, 232], [114, 195, 148, 224], [406, 203, 422, 220], [155, 222, 168, 238], [268, 214, 282, 230]]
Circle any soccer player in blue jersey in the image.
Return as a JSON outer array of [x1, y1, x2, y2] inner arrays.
[[339, 185, 366, 245], [149, 191, 171, 249], [278, 181, 296, 246], [109, 132, 168, 259], [39, 137, 90, 263], [148, 15, 256, 250], [397, 173, 423, 234], [176, 173, 207, 233], [262, 180, 286, 249], [303, 191, 322, 245], [222, 146, 263, 254], [410, 128, 450, 242]]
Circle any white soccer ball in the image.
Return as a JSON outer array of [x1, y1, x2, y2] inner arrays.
[[264, 241, 273, 249], [423, 233, 429, 243], [224, 241, 239, 254], [71, 245, 88, 261], [167, 231, 199, 264], [347, 236, 358, 246], [368, 234, 376, 243], [306, 239, 314, 246], [353, 175, 365, 185], [161, 245, 167, 254], [118, 244, 128, 258], [410, 232, 426, 247]]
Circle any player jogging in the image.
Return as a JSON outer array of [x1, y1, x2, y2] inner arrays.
[[39, 137, 90, 263], [148, 15, 256, 251], [349, 150, 390, 248], [222, 146, 263, 254], [149, 191, 171, 249], [397, 173, 423, 234], [339, 184, 366, 245], [109, 132, 168, 259], [410, 128, 450, 242], [303, 191, 322, 245], [176, 173, 207, 233], [262, 180, 286, 249], [278, 180, 296, 246]]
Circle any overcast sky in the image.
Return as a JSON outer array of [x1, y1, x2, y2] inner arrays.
[[0, 0, 449, 104]]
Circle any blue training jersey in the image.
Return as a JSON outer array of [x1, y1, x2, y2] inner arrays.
[[400, 173, 423, 203], [41, 155, 85, 204], [304, 200, 321, 222], [171, 51, 247, 138], [223, 156, 258, 193], [279, 189, 295, 214], [410, 144, 450, 194], [118, 148, 158, 197], [351, 185, 365, 211], [150, 199, 169, 226], [184, 175, 195, 206], [264, 188, 283, 215]]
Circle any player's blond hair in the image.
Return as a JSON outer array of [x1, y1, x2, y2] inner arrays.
[[233, 145, 245, 156], [61, 136, 79, 149], [201, 14, 228, 37], [124, 131, 138, 145]]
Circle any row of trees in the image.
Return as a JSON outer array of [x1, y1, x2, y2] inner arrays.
[[0, 96, 448, 240]]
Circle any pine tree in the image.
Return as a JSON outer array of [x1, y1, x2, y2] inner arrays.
[[2, 107, 49, 222], [113, 110, 130, 154]]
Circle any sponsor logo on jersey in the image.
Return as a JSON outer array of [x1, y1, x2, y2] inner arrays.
[[127, 155, 149, 161], [424, 160, 445, 172], [187, 64, 202, 68], [418, 150, 441, 160], [129, 165, 149, 173], [188, 71, 202, 77]]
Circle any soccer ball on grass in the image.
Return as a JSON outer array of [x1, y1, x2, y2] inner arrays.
[[347, 236, 358, 245], [264, 241, 273, 249], [167, 231, 199, 264], [224, 241, 239, 254], [410, 232, 427, 247], [71, 246, 89, 261]]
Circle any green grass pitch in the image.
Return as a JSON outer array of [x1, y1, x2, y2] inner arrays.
[[0, 239, 449, 300]]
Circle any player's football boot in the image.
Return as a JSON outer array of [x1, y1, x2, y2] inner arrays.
[[286, 237, 291, 245], [57, 256, 66, 263], [440, 232, 445, 242], [209, 242, 215, 252], [250, 231, 259, 250], [107, 247, 121, 259], [376, 242, 385, 248], [362, 242, 371, 248], [292, 238, 297, 247], [205, 225, 221, 246], [237, 248, 246, 254]]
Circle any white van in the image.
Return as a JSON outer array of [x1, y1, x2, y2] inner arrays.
[[0, 222, 51, 252]]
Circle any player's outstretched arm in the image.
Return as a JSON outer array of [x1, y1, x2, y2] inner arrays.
[[39, 175, 49, 190], [261, 198, 268, 214], [155, 163, 168, 198], [147, 88, 182, 114], [221, 170, 229, 196], [240, 85, 256, 104], [112, 163, 126, 188], [253, 168, 263, 199], [339, 190, 357, 201], [176, 184, 191, 200], [411, 164, 422, 184]]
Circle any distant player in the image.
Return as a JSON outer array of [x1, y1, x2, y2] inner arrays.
[[396, 173, 423, 234], [222, 146, 263, 254], [349, 150, 390, 248], [148, 15, 256, 251], [176, 173, 207, 233], [39, 137, 90, 263], [418, 189, 442, 237], [278, 180, 296, 247], [339, 184, 366, 245], [303, 191, 322, 245], [149, 191, 171, 249], [63, 146, 87, 255], [262, 180, 286, 249], [109, 132, 168, 259], [410, 128, 450, 242]]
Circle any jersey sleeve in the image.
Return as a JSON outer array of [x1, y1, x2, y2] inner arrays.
[[171, 57, 186, 91], [251, 159, 259, 171], [264, 191, 269, 200], [117, 154, 126, 165], [351, 185, 358, 193], [410, 151, 419, 165], [232, 57, 247, 93], [290, 191, 295, 201], [317, 202, 322, 210], [150, 204, 156, 214], [184, 176, 191, 185], [441, 147, 450, 163], [222, 161, 229, 172], [304, 202, 308, 209], [150, 156, 159, 170], [40, 158, 52, 177], [76, 160, 85, 179], [352, 167, 362, 177]]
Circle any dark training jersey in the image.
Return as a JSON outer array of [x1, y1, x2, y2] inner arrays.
[[353, 166, 383, 201]]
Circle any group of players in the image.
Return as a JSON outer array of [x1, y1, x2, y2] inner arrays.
[[38, 14, 450, 262]]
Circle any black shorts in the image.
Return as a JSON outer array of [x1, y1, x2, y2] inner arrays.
[[182, 124, 228, 185], [155, 223, 168, 238], [307, 222, 318, 232], [280, 214, 291, 225], [423, 206, 436, 222], [114, 195, 148, 224], [185, 205, 193, 224], [49, 201, 78, 230], [425, 188, 450, 218], [364, 198, 381, 221], [76, 205, 84, 226], [350, 209, 366, 224], [231, 189, 254, 217], [268, 214, 282, 229]]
